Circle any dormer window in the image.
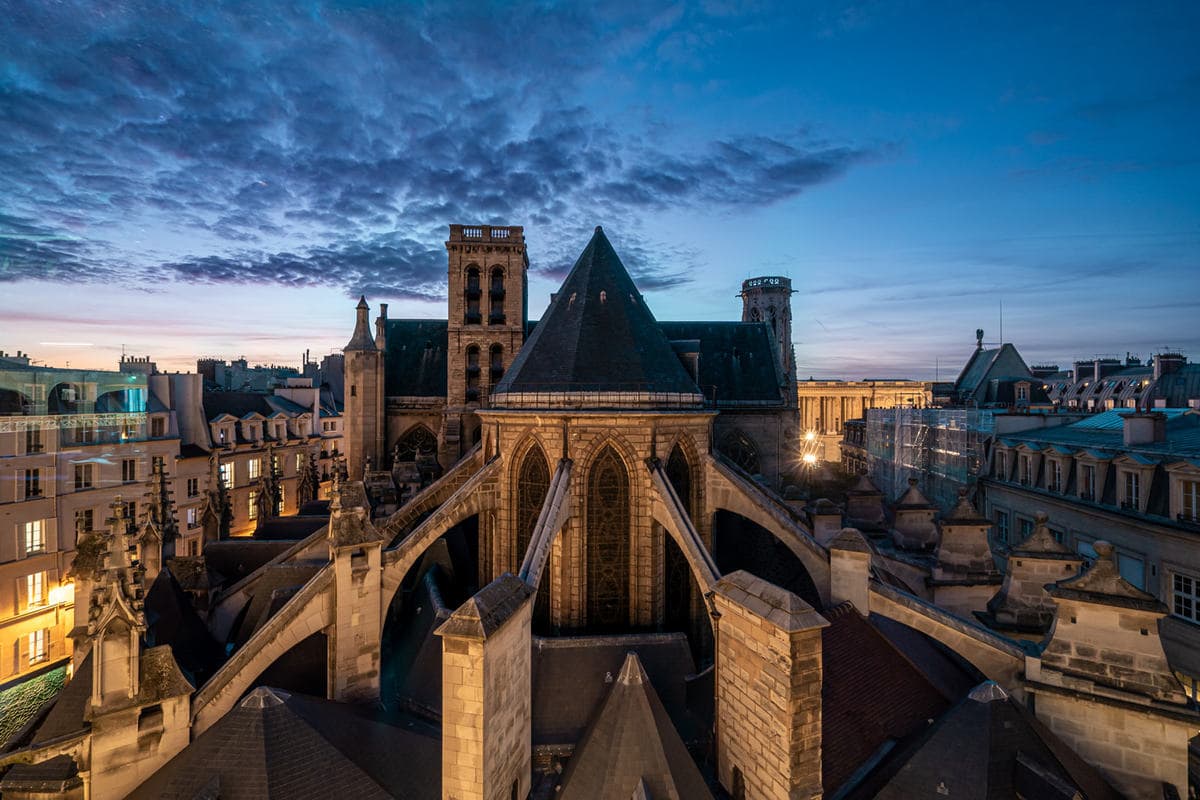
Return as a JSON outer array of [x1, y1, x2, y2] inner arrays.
[[1019, 454, 1032, 485], [1122, 470, 1141, 511], [996, 450, 1008, 480], [1049, 460, 1063, 493]]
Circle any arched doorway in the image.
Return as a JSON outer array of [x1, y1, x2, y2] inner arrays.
[[586, 446, 630, 630]]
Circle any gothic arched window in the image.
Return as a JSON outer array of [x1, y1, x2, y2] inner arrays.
[[489, 267, 505, 324], [466, 345, 480, 402], [394, 425, 438, 462], [515, 445, 550, 570], [587, 446, 630, 630], [664, 443, 693, 631], [665, 443, 693, 520], [749, 306, 761, 322], [720, 429, 760, 476], [465, 266, 481, 324]]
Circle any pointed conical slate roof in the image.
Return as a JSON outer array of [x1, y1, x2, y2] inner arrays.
[[559, 653, 713, 800], [128, 688, 440, 800], [494, 227, 701, 397], [345, 295, 378, 351]]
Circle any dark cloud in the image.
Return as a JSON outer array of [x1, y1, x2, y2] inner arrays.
[[0, 0, 881, 298]]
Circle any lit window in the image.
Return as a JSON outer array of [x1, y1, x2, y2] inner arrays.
[[296, 453, 305, 472], [248, 490, 259, 520], [28, 629, 48, 665], [247, 458, 261, 481], [219, 462, 234, 489], [1173, 572, 1200, 623], [187, 507, 198, 528], [26, 572, 46, 609], [23, 520, 45, 555]]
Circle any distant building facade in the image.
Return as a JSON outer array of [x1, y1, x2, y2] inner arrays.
[[797, 378, 930, 461], [0, 362, 176, 683]]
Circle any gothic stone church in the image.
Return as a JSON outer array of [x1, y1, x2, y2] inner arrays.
[[5, 225, 1185, 800]]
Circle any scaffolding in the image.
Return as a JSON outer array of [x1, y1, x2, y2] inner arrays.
[[865, 407, 994, 509]]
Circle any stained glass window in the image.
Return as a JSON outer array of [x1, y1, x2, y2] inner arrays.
[[515, 445, 550, 570], [394, 425, 438, 462], [721, 429, 760, 475], [587, 446, 630, 629]]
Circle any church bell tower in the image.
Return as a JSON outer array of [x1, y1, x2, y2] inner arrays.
[[740, 276, 796, 384], [442, 224, 529, 466]]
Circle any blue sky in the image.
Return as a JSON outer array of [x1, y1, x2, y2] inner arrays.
[[1, 1, 1197, 379]]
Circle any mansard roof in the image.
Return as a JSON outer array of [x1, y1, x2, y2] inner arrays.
[[494, 227, 700, 396], [558, 653, 713, 800]]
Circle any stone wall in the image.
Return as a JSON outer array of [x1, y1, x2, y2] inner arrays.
[[713, 571, 827, 800], [1034, 690, 1194, 800]]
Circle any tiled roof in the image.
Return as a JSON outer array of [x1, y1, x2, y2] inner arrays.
[[821, 604, 951, 795], [558, 653, 712, 800], [30, 653, 93, 745], [531, 633, 697, 747], [383, 319, 448, 397], [495, 227, 700, 396], [127, 688, 440, 800], [659, 321, 785, 405], [859, 682, 1123, 800]]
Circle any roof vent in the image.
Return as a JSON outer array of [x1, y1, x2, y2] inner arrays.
[[240, 686, 291, 708], [968, 681, 1009, 703]]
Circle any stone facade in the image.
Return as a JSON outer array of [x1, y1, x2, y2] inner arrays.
[[437, 574, 533, 800], [712, 570, 828, 800], [797, 379, 929, 463]]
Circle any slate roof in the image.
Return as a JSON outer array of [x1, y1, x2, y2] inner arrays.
[[659, 321, 785, 405], [202, 391, 307, 422], [531, 633, 697, 747], [383, 319, 449, 397], [820, 604, 952, 795], [859, 682, 1123, 800], [30, 653, 93, 745], [495, 227, 700, 396], [558, 653, 712, 800], [144, 568, 224, 688], [128, 687, 440, 800], [0, 754, 81, 792]]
